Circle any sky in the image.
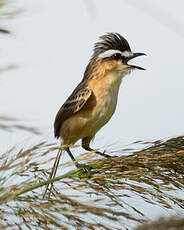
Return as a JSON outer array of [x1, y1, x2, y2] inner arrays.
[[0, 0, 184, 153]]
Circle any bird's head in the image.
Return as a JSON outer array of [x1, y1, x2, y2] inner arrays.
[[95, 32, 145, 71], [83, 33, 146, 81]]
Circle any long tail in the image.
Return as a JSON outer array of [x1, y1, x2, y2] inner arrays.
[[43, 148, 63, 199]]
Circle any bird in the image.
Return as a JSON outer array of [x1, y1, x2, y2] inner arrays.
[[44, 32, 145, 197]]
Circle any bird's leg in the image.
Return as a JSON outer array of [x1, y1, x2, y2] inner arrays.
[[83, 146, 112, 158], [43, 147, 91, 198], [66, 147, 92, 172], [82, 137, 112, 158]]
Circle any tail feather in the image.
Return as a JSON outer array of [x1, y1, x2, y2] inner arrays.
[[43, 148, 63, 199]]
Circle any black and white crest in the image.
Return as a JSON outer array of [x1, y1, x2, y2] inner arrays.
[[92, 33, 131, 59]]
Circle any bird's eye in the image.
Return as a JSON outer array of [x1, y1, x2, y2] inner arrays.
[[112, 53, 122, 60]]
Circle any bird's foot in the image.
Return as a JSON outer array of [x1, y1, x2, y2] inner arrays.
[[76, 163, 92, 173], [96, 150, 117, 158]]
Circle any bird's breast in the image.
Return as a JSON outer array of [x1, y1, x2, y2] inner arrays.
[[88, 71, 122, 132]]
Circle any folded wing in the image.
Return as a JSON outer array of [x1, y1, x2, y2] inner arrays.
[[54, 82, 92, 138]]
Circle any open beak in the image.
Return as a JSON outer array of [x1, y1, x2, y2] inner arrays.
[[127, 52, 146, 70]]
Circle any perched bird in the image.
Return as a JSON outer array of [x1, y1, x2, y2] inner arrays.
[[44, 33, 145, 197]]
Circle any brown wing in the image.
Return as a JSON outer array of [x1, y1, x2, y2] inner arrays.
[[54, 82, 92, 138]]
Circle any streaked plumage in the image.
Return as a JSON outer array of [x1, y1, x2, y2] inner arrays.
[[54, 82, 91, 139]]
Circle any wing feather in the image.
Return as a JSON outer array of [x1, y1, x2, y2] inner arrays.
[[54, 82, 92, 138]]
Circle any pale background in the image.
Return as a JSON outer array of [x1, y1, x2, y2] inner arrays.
[[0, 0, 184, 164]]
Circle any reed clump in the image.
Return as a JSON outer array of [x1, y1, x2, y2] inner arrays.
[[0, 136, 184, 229]]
